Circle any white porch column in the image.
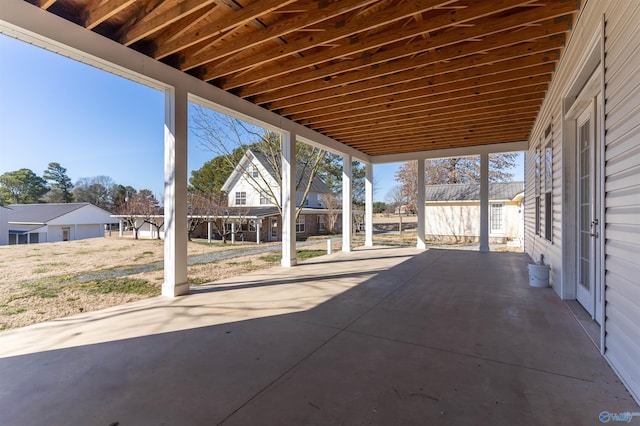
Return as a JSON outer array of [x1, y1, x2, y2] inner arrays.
[[416, 158, 426, 249], [207, 221, 212, 243], [364, 162, 374, 247], [281, 131, 297, 267], [162, 86, 189, 297], [342, 154, 353, 252], [479, 152, 490, 252], [119, 219, 123, 237], [256, 220, 261, 244]]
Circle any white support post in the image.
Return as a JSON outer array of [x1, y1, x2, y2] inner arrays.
[[365, 162, 373, 247], [207, 221, 212, 243], [256, 221, 261, 244], [119, 219, 123, 237], [342, 154, 353, 252], [416, 158, 426, 249], [479, 153, 490, 252], [231, 222, 236, 244], [281, 132, 297, 267], [162, 86, 189, 297]]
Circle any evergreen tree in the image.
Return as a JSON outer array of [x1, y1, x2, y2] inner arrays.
[[0, 168, 48, 204], [43, 162, 74, 203]]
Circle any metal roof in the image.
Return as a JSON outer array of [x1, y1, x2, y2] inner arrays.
[[7, 203, 91, 223], [424, 181, 524, 202]]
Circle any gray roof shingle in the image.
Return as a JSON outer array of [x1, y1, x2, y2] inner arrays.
[[425, 182, 524, 202]]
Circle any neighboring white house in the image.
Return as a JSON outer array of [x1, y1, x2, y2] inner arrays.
[[424, 182, 524, 244], [220, 149, 341, 241], [4, 203, 115, 245], [0, 206, 9, 246]]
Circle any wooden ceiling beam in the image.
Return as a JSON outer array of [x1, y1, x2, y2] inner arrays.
[[303, 90, 546, 128], [316, 98, 543, 133], [250, 18, 569, 103], [234, 2, 575, 96], [332, 109, 538, 139], [342, 120, 535, 145], [152, 0, 297, 59], [36, 0, 56, 9], [177, 0, 379, 70], [218, 0, 532, 87], [267, 40, 561, 110], [293, 83, 548, 126], [356, 132, 531, 155], [284, 72, 551, 121], [119, 0, 216, 46], [198, 0, 457, 80], [82, 0, 136, 30]]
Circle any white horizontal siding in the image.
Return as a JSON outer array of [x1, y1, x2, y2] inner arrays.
[[603, 0, 640, 403]]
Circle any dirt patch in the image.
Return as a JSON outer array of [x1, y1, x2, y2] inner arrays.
[[0, 236, 330, 331]]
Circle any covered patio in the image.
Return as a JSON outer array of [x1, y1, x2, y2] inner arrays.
[[0, 247, 635, 425], [1, 0, 639, 415]]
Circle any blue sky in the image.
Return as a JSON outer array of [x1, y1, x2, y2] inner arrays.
[[0, 34, 522, 201]]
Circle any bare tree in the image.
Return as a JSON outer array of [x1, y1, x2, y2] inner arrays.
[[386, 185, 409, 236], [319, 192, 341, 234], [191, 106, 326, 218], [118, 189, 160, 239]]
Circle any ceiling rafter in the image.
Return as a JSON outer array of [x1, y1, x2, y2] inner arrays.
[[27, 0, 581, 157], [119, 0, 217, 46], [36, 0, 56, 9], [314, 94, 545, 131], [151, 0, 298, 59], [176, 0, 379, 70], [217, 0, 534, 88], [301, 87, 548, 127], [82, 0, 136, 30], [332, 109, 540, 139], [252, 19, 569, 104], [279, 64, 554, 119], [197, 0, 457, 79], [268, 40, 561, 110]]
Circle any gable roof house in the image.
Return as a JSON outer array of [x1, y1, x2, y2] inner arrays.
[[4, 203, 114, 245], [424, 182, 524, 245], [218, 150, 339, 241]]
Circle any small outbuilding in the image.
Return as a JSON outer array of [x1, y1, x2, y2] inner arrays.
[[424, 181, 524, 245], [5, 203, 114, 245]]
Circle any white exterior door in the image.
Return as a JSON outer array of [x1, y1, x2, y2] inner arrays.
[[576, 97, 602, 323]]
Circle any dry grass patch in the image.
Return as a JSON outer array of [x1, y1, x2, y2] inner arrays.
[[0, 237, 328, 331]]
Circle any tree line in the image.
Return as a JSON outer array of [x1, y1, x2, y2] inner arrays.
[[0, 162, 158, 214]]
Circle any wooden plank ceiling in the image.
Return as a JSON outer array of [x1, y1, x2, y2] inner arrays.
[[30, 0, 580, 156]]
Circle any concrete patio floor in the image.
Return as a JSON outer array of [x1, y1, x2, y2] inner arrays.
[[0, 247, 637, 425]]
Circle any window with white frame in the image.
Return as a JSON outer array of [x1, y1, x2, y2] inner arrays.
[[490, 203, 504, 233], [535, 145, 541, 236], [249, 166, 259, 178], [544, 135, 553, 242], [249, 220, 256, 232], [260, 193, 270, 205], [235, 191, 246, 205], [296, 215, 305, 233], [317, 215, 326, 231]]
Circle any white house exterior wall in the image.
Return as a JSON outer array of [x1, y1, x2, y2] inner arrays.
[[602, 0, 640, 404], [424, 201, 521, 243], [524, 0, 640, 403], [0, 207, 8, 246]]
